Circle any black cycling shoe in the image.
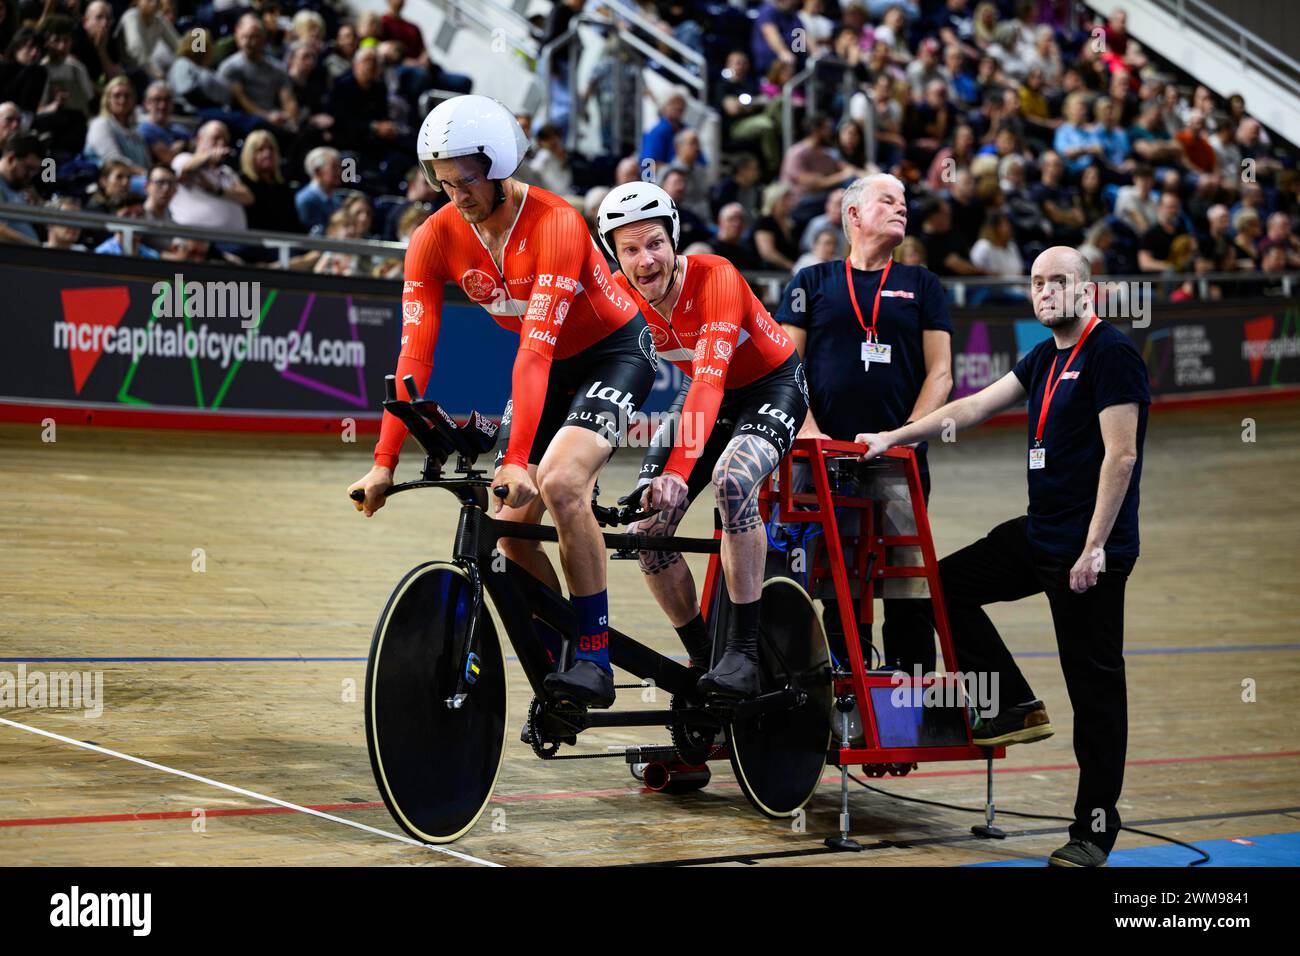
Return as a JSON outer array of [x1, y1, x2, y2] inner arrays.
[[697, 647, 760, 699], [543, 659, 616, 709]]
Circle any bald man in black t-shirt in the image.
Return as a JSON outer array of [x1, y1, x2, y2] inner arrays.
[[856, 246, 1150, 868]]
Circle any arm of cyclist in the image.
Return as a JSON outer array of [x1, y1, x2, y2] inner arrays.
[[492, 210, 585, 511], [349, 220, 445, 515], [650, 266, 747, 504], [638, 376, 692, 515]]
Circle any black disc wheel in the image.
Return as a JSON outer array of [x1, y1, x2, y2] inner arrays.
[[365, 561, 506, 843], [727, 576, 833, 818]]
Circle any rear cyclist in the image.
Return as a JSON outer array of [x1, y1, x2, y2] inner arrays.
[[348, 95, 658, 709], [597, 182, 809, 698]]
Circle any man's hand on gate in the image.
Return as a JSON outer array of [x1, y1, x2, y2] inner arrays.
[[644, 473, 689, 515], [1069, 546, 1106, 593], [492, 463, 537, 513], [854, 432, 892, 461]]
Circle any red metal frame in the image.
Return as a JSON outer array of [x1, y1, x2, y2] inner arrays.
[[701, 437, 1003, 769]]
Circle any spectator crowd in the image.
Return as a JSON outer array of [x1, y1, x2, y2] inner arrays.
[[1, 0, 1298, 297]]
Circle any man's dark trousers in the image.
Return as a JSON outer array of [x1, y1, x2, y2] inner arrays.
[[939, 515, 1132, 853]]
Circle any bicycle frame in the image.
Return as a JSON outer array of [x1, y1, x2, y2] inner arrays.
[[448, 491, 721, 717], [367, 374, 819, 735]]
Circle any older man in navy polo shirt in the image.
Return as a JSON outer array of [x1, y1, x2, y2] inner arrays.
[[778, 173, 954, 673], [857, 246, 1150, 867]]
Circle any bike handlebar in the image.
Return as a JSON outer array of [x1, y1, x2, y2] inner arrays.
[[353, 481, 654, 527]]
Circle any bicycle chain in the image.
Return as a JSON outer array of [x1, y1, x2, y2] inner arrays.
[[526, 695, 717, 762], [526, 694, 728, 764], [668, 694, 723, 765]]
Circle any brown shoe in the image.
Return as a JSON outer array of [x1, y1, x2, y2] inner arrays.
[[971, 700, 1054, 747]]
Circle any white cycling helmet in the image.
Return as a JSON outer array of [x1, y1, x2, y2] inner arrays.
[[596, 180, 681, 261], [417, 94, 529, 190]]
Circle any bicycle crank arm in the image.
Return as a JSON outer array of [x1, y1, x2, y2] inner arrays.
[[582, 708, 722, 730], [703, 686, 807, 720]]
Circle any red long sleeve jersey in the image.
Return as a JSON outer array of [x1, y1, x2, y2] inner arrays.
[[374, 185, 638, 470], [613, 254, 795, 481]]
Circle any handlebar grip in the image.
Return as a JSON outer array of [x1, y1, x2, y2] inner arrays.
[[493, 485, 509, 499], [383, 374, 397, 403], [617, 484, 648, 509], [350, 489, 365, 502]]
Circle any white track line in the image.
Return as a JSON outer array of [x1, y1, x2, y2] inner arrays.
[[0, 717, 501, 867]]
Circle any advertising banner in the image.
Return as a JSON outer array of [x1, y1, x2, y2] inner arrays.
[[2, 249, 1296, 430], [948, 299, 1300, 400]]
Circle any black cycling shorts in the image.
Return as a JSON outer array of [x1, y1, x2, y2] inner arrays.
[[637, 352, 810, 502], [493, 313, 658, 468]]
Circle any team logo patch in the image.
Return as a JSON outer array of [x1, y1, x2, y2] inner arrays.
[[555, 299, 570, 326], [650, 324, 670, 349], [403, 301, 423, 324], [461, 268, 498, 302], [795, 362, 810, 405], [526, 294, 553, 322], [638, 324, 660, 371], [713, 339, 734, 361]]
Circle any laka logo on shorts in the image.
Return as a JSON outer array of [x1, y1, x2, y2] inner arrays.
[[758, 402, 795, 431], [586, 381, 637, 417], [50, 886, 151, 936]]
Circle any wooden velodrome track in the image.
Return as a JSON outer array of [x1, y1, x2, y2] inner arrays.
[[1, 398, 1298, 867]]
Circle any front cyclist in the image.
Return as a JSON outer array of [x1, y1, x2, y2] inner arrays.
[[597, 182, 808, 698], [349, 96, 657, 709]]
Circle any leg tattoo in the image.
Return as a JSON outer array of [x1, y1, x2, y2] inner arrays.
[[635, 497, 689, 576], [713, 435, 780, 535]]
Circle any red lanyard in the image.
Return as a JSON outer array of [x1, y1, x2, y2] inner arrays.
[[845, 257, 892, 341], [1035, 316, 1099, 445]]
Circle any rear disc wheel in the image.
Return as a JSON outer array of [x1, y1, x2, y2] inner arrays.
[[727, 576, 832, 817]]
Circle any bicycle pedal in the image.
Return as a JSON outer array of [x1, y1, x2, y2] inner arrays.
[[550, 698, 587, 714]]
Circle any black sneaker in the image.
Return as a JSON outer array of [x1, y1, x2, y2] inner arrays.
[[543, 659, 616, 709], [971, 700, 1054, 747], [1049, 838, 1109, 867]]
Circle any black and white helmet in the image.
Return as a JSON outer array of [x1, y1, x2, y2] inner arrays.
[[596, 181, 681, 260]]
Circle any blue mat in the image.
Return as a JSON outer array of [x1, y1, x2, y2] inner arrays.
[[965, 831, 1300, 867]]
